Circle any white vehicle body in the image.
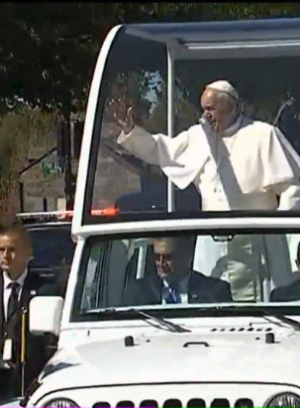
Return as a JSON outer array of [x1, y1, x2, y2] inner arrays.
[[27, 321, 300, 408], [15, 17, 300, 408], [23, 216, 300, 408]]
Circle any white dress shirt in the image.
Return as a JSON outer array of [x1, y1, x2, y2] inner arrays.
[[3, 269, 28, 320]]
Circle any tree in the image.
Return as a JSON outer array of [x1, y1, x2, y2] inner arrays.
[[1, 2, 300, 219], [1, 3, 299, 114], [0, 107, 59, 223], [0, 3, 118, 113], [0, 3, 120, 216], [144, 80, 198, 135]]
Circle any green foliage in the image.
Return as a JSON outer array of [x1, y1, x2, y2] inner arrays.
[[0, 2, 299, 114], [0, 107, 59, 211], [144, 82, 199, 134], [0, 107, 58, 170], [117, 3, 300, 22], [0, 3, 117, 113], [0, 2, 300, 215], [103, 72, 153, 128]]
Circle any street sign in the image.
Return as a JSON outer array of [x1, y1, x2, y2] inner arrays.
[[41, 153, 63, 178]]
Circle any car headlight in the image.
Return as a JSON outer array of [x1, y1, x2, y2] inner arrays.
[[265, 392, 300, 407], [42, 398, 79, 408]]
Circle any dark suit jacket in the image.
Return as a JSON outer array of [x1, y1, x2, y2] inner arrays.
[[123, 270, 232, 306], [270, 278, 300, 302], [0, 270, 49, 396]]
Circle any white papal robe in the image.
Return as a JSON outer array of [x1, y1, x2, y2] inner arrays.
[[117, 115, 300, 301]]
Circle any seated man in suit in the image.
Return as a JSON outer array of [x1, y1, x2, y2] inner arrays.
[[123, 236, 232, 306], [270, 240, 300, 302]]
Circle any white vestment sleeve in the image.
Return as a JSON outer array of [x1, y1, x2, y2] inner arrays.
[[278, 184, 300, 210], [117, 125, 209, 190], [261, 127, 300, 281], [260, 126, 300, 209], [117, 126, 163, 166]]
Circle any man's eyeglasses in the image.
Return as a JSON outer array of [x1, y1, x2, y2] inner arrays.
[[155, 253, 172, 262]]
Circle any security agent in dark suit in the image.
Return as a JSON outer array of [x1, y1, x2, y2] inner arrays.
[[124, 236, 233, 306], [0, 224, 48, 398], [270, 240, 300, 302]]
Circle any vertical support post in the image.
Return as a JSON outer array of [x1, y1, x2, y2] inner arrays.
[[136, 241, 148, 279], [19, 182, 24, 213], [43, 198, 48, 212], [20, 307, 27, 397], [167, 45, 175, 213], [63, 114, 73, 211]]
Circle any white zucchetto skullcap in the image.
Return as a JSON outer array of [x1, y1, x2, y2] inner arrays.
[[206, 80, 239, 101]]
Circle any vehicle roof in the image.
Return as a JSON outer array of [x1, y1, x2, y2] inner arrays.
[[124, 17, 300, 44], [23, 221, 71, 230], [16, 211, 73, 228], [78, 211, 300, 237]]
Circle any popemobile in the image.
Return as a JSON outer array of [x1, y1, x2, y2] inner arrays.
[[4, 16, 300, 408]]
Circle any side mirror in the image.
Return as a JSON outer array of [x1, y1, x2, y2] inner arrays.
[[29, 296, 64, 337]]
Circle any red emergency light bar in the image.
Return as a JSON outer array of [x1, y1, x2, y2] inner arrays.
[[16, 207, 120, 220]]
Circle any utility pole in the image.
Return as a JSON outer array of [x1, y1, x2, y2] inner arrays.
[[63, 116, 73, 211], [58, 101, 73, 211], [58, 102, 85, 211]]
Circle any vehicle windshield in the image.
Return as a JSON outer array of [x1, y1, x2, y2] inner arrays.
[[82, 23, 300, 224], [72, 229, 300, 321], [28, 226, 75, 269]]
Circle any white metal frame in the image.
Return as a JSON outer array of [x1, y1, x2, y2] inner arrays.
[[136, 240, 149, 279], [72, 25, 122, 236], [184, 40, 300, 51], [72, 21, 300, 235], [61, 216, 300, 333], [167, 44, 175, 212], [73, 24, 179, 231], [70, 215, 300, 237]]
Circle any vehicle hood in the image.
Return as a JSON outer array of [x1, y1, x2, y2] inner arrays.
[[40, 327, 300, 389]]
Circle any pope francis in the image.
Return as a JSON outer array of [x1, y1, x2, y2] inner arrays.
[[113, 80, 300, 302]]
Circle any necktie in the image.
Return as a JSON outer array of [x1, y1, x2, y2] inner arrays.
[[162, 279, 181, 304], [7, 282, 20, 320]]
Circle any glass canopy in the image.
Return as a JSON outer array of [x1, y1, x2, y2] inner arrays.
[[79, 18, 300, 226]]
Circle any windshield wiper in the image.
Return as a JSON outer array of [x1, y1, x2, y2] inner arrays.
[[129, 309, 191, 333], [85, 308, 191, 333], [194, 305, 300, 332], [259, 310, 300, 332]]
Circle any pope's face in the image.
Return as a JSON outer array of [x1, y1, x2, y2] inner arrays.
[[200, 88, 235, 133]]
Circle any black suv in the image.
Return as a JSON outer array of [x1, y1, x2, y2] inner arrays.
[[16, 212, 75, 283]]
